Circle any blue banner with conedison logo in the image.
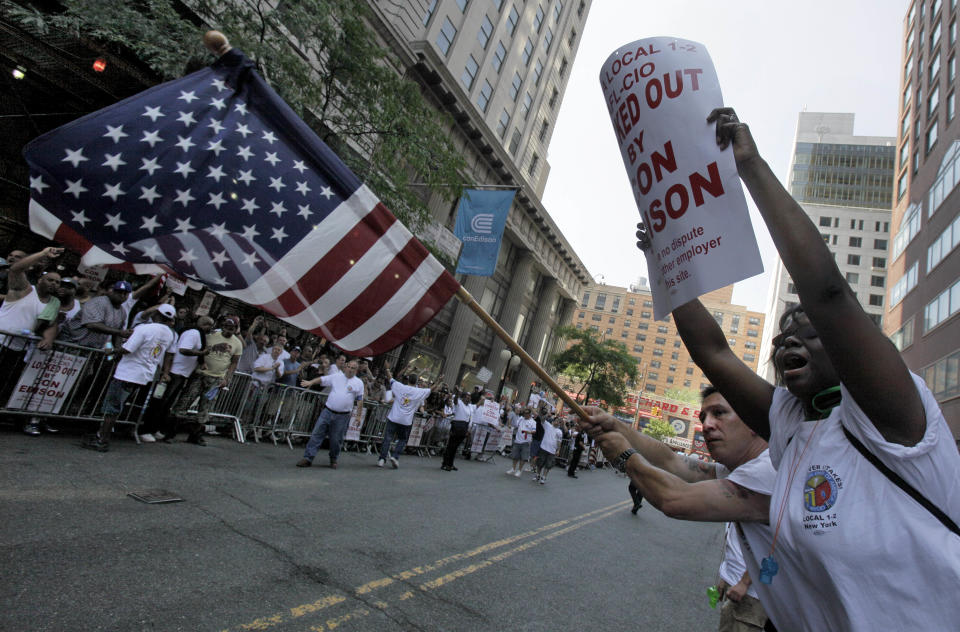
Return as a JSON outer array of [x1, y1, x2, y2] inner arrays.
[[453, 188, 516, 276]]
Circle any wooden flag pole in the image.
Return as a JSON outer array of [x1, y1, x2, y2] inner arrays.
[[455, 286, 588, 419]]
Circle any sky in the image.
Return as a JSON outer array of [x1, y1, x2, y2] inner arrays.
[[541, 0, 909, 312]]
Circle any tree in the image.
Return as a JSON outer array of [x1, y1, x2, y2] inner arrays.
[[664, 387, 701, 405], [550, 326, 638, 408], [4, 0, 468, 235], [642, 417, 677, 442]]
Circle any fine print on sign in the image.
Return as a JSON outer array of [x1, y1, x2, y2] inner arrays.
[[599, 37, 763, 320]]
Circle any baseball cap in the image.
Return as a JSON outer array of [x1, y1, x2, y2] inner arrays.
[[156, 304, 176, 319], [112, 280, 133, 292], [60, 277, 77, 286]]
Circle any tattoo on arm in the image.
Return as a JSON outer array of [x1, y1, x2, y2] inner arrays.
[[683, 456, 717, 479]]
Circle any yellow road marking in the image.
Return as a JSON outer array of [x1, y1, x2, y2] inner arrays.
[[225, 500, 629, 631]]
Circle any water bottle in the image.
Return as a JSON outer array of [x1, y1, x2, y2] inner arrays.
[[104, 340, 114, 361], [707, 585, 720, 609], [204, 385, 220, 400]]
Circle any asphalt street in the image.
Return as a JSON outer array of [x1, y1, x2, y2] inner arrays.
[[2, 429, 725, 631]]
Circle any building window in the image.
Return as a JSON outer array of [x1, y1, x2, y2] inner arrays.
[[932, 19, 942, 53], [580, 292, 590, 307], [611, 296, 621, 313], [554, 1, 564, 21], [437, 18, 457, 56], [476, 79, 493, 112], [923, 277, 960, 332], [657, 325, 669, 334], [533, 59, 544, 85], [548, 87, 560, 109], [930, 49, 942, 84], [929, 84, 940, 118], [927, 213, 960, 271], [891, 316, 915, 351], [635, 333, 645, 341], [748, 316, 760, 326], [641, 311, 651, 318], [497, 109, 510, 138], [534, 4, 545, 32], [847, 254, 861, 265], [673, 340, 682, 348], [638, 322, 648, 330], [605, 328, 613, 335], [423, 0, 438, 25], [900, 142, 910, 168], [849, 236, 862, 248], [745, 341, 757, 350], [927, 119, 940, 155], [624, 320, 632, 328], [456, 0, 468, 11], [558, 57, 569, 77], [652, 349, 664, 357], [873, 257, 886, 269], [506, 5, 519, 35], [594, 294, 607, 310], [950, 55, 957, 83], [626, 308, 634, 316], [510, 72, 522, 100], [819, 216, 832, 227], [591, 314, 601, 322], [543, 27, 554, 52], [509, 129, 522, 155], [521, 92, 533, 119], [608, 316, 615, 324], [869, 294, 884, 307], [492, 41, 507, 72], [577, 0, 585, 16], [746, 329, 759, 338], [538, 119, 550, 141], [522, 39, 534, 65], [494, 0, 504, 10], [577, 311, 585, 319], [743, 353, 756, 363], [897, 173, 907, 200], [461, 55, 479, 90], [633, 345, 642, 353], [846, 272, 859, 283], [874, 239, 888, 250], [923, 349, 960, 400], [871, 275, 885, 288], [949, 91, 956, 122]]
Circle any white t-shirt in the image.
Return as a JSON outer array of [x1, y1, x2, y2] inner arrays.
[[452, 399, 473, 422], [762, 374, 960, 631], [514, 417, 536, 444], [170, 328, 202, 378], [251, 352, 281, 384], [0, 286, 46, 350], [319, 372, 364, 412], [114, 322, 175, 385], [539, 424, 562, 454], [387, 380, 432, 426]]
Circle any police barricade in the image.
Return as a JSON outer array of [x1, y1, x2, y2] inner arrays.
[[280, 386, 328, 448], [0, 330, 150, 433], [357, 401, 389, 454]]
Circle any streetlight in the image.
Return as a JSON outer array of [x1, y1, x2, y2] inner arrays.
[[496, 348, 522, 402]]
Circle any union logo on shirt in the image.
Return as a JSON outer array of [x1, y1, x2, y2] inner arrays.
[[803, 469, 839, 512]]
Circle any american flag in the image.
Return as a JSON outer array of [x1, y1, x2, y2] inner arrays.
[[22, 49, 459, 355]]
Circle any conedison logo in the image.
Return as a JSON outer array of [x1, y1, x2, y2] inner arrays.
[[471, 213, 495, 234]]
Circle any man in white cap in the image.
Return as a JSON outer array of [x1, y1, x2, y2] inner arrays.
[[82, 304, 177, 452]]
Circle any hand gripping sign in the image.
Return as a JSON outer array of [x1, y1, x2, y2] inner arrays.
[[599, 37, 763, 320]]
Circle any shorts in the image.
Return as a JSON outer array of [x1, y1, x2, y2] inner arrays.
[[101, 378, 141, 416], [530, 439, 541, 457], [538, 452, 556, 469], [512, 442, 531, 461]]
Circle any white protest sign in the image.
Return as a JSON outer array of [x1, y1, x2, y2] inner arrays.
[[407, 416, 428, 448], [344, 403, 367, 441], [164, 275, 187, 296], [480, 400, 500, 426], [599, 37, 763, 320], [6, 350, 87, 413]]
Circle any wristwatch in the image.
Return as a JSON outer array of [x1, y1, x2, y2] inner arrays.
[[613, 448, 639, 473]]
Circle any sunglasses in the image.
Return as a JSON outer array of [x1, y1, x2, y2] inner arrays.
[[772, 325, 819, 349]]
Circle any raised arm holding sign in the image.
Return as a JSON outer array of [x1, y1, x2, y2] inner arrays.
[[599, 37, 763, 319]]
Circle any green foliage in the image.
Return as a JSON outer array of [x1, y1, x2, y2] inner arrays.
[[551, 326, 638, 408], [4, 0, 468, 230], [642, 417, 677, 441], [663, 387, 701, 405]]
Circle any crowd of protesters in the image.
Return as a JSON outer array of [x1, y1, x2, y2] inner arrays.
[[0, 246, 602, 479]]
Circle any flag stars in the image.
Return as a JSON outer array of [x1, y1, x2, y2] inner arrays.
[[320, 186, 334, 200], [264, 152, 281, 167], [141, 215, 162, 234], [295, 181, 311, 196], [207, 222, 228, 239], [207, 165, 227, 182], [268, 177, 286, 193], [210, 97, 226, 110], [235, 123, 252, 138], [236, 169, 256, 185], [174, 217, 195, 233], [236, 145, 253, 161], [297, 204, 313, 220], [207, 139, 227, 156], [142, 105, 165, 122], [174, 161, 196, 179], [104, 212, 127, 231], [176, 110, 197, 126], [178, 249, 199, 266], [261, 131, 277, 144], [241, 225, 260, 241], [178, 90, 198, 104], [102, 152, 126, 172], [210, 250, 229, 266], [234, 102, 248, 115], [29, 175, 48, 193], [208, 119, 225, 134], [139, 185, 161, 205], [269, 202, 288, 217], [141, 243, 164, 259], [211, 78, 228, 92], [141, 130, 163, 147], [207, 192, 228, 209], [102, 182, 126, 202], [103, 125, 128, 143], [174, 189, 195, 207], [64, 179, 88, 199], [70, 210, 90, 227], [292, 160, 308, 174], [111, 242, 129, 256], [175, 135, 196, 152], [139, 157, 162, 176], [241, 198, 260, 214], [241, 251, 261, 267], [270, 227, 288, 243], [62, 148, 88, 168]]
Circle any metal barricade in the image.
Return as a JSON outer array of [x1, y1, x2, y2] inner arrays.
[[282, 387, 328, 448]]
